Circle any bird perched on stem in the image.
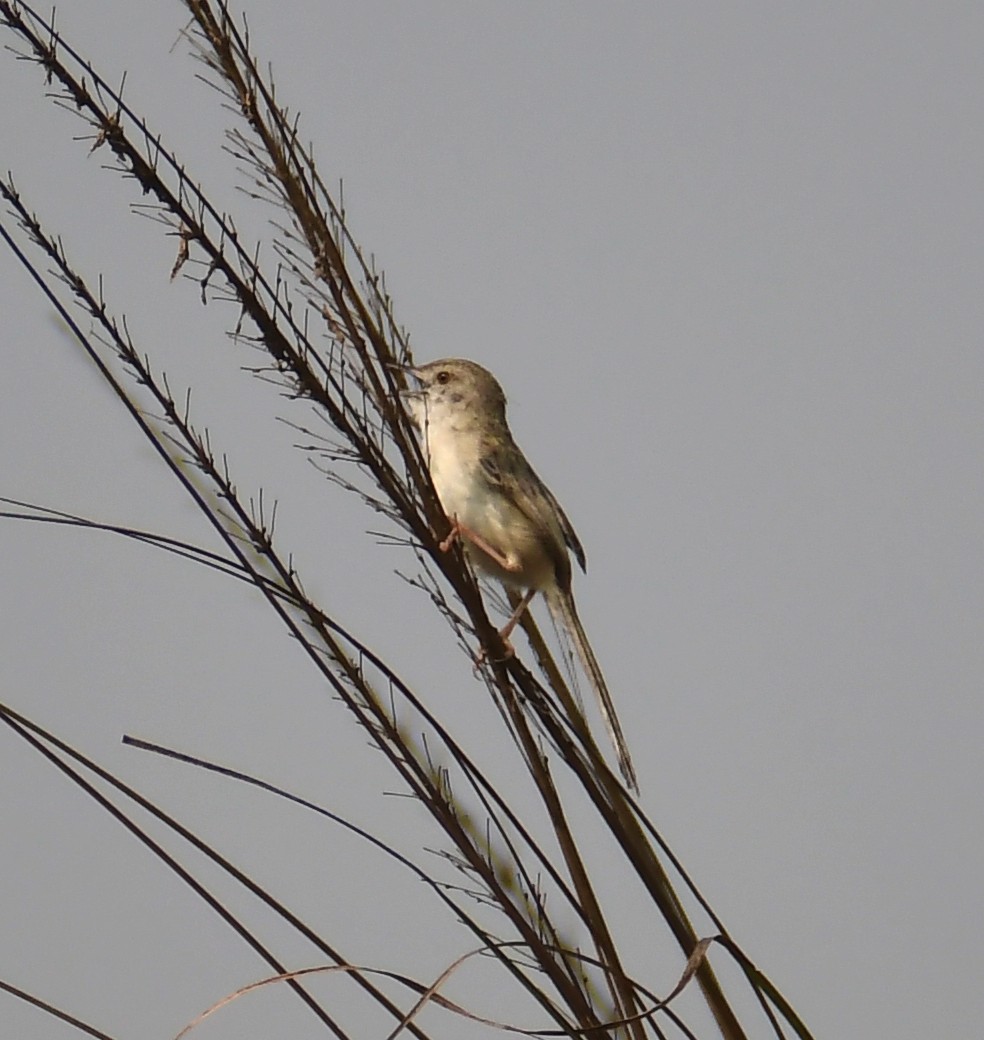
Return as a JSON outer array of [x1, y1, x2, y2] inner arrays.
[[402, 357, 638, 792]]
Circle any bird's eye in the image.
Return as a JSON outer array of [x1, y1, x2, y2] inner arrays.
[[436, 370, 451, 385]]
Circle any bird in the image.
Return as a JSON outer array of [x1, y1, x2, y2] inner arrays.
[[402, 357, 638, 792]]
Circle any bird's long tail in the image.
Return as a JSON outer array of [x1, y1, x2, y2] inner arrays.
[[546, 587, 639, 792]]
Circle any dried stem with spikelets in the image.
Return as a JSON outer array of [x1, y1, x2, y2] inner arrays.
[[0, 3, 816, 1040]]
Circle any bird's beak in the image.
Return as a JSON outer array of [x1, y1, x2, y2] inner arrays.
[[391, 363, 424, 398]]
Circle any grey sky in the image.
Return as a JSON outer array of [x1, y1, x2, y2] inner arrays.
[[2, 3, 982, 1038]]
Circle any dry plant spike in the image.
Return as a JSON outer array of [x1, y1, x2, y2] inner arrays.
[[170, 222, 193, 280], [0, 5, 818, 1039]]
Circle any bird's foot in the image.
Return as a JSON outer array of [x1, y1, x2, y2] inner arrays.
[[472, 631, 517, 673]]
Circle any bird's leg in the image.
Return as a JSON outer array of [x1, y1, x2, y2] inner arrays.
[[440, 515, 521, 574], [439, 515, 530, 664], [472, 586, 537, 670], [499, 586, 537, 643], [438, 517, 463, 552]]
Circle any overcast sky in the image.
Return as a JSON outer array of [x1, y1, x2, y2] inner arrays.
[[2, 3, 982, 1039]]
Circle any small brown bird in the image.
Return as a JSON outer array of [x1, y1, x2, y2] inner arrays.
[[403, 358, 638, 792]]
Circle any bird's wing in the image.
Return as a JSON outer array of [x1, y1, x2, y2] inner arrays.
[[479, 442, 585, 579]]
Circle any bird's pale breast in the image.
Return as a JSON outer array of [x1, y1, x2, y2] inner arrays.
[[426, 427, 555, 589]]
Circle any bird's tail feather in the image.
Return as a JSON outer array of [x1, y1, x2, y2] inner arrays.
[[546, 588, 639, 792]]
